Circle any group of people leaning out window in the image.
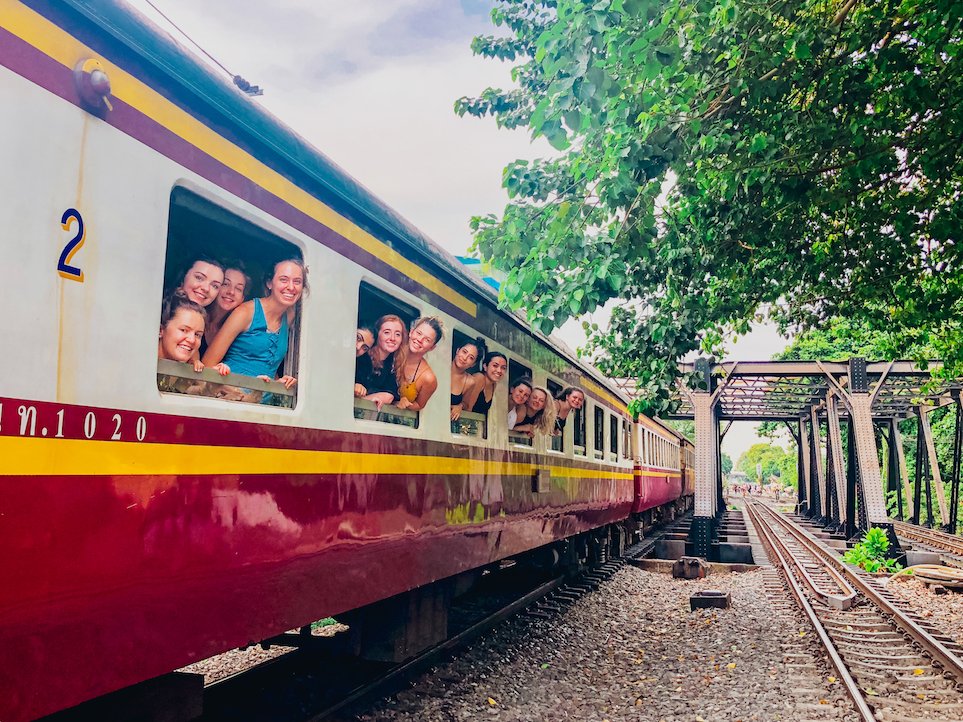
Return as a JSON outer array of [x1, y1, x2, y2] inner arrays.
[[354, 318, 588, 438], [157, 255, 307, 402]]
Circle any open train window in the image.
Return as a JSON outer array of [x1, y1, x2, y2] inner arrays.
[[508, 359, 533, 447], [593, 405, 605, 460], [157, 187, 304, 408], [547, 378, 563, 452], [622, 418, 631, 459], [609, 414, 619, 458], [354, 283, 420, 428], [451, 329, 487, 439]]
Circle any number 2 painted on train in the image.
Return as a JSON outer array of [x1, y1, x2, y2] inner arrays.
[[57, 208, 85, 281]]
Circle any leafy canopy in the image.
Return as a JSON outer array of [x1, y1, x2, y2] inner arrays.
[[736, 441, 798, 487], [457, 0, 963, 415]]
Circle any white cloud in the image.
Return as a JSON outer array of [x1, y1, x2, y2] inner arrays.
[[126, 0, 542, 255]]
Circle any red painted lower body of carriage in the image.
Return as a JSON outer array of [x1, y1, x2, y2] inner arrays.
[[0, 398, 636, 721]]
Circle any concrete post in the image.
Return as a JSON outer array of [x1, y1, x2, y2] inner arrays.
[[689, 359, 719, 559], [951, 393, 963, 534]]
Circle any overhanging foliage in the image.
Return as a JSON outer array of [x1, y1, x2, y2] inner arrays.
[[457, 0, 962, 415]]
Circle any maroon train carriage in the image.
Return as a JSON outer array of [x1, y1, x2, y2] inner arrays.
[[0, 2, 693, 720]]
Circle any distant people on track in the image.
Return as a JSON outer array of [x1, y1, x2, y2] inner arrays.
[[512, 384, 557, 437], [450, 337, 484, 421], [464, 351, 508, 417], [395, 316, 444, 412], [202, 258, 305, 392], [553, 386, 585, 435]]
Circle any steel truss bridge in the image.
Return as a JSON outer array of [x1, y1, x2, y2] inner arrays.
[[613, 359, 963, 559]]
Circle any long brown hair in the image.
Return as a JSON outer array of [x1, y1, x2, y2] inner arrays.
[[370, 314, 408, 372]]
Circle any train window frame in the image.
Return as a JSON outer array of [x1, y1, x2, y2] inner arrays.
[[573, 405, 586, 457], [592, 405, 605, 460], [507, 359, 534, 449], [157, 185, 306, 409], [622, 418, 631, 460], [546, 378, 564, 454], [353, 282, 421, 429], [450, 328, 488, 440], [609, 414, 618, 460]]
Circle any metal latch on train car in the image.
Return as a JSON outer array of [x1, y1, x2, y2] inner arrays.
[[533, 468, 551, 493], [74, 58, 113, 113]]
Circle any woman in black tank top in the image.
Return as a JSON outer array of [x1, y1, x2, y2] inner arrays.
[[554, 386, 585, 436], [465, 351, 507, 417], [450, 338, 483, 421]]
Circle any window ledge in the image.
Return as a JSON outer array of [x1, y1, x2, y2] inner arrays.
[[508, 432, 533, 447], [451, 410, 487, 439], [354, 398, 418, 427], [157, 359, 295, 402]]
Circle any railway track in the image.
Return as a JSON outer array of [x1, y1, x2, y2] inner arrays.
[[199, 559, 625, 721], [893, 520, 963, 568], [747, 502, 963, 721]]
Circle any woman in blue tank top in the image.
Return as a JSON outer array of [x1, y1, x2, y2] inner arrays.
[[203, 258, 307, 391]]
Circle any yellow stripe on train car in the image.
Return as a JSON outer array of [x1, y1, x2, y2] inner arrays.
[[1, 1, 476, 316], [0, 436, 634, 479]]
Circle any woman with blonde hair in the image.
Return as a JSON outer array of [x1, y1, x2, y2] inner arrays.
[[512, 385, 558, 437], [395, 316, 444, 412]]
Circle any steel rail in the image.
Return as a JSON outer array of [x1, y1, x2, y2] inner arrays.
[[750, 505, 856, 610], [893, 520, 963, 556], [745, 502, 875, 721], [758, 505, 963, 685]]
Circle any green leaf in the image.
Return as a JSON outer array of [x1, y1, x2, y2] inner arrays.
[[748, 133, 768, 153]]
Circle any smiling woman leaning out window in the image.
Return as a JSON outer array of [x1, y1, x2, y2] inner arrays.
[[395, 316, 444, 412], [201, 258, 306, 391], [355, 314, 407, 408]]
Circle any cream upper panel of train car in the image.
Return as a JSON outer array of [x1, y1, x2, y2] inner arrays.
[[0, 10, 634, 450], [0, 67, 100, 399]]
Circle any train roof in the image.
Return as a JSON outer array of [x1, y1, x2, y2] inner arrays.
[[59, 0, 629, 406]]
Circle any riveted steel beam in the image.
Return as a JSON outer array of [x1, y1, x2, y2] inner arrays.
[[826, 393, 848, 526], [848, 391, 889, 526], [810, 406, 827, 519], [798, 417, 811, 514], [917, 406, 949, 528]]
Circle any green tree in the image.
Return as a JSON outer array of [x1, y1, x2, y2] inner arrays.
[[760, 318, 955, 519], [772, 318, 896, 362], [458, 0, 963, 415], [721, 452, 733, 476], [737, 442, 797, 487], [666, 419, 694, 442]]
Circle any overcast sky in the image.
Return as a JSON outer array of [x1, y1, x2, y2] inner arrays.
[[126, 0, 788, 459]]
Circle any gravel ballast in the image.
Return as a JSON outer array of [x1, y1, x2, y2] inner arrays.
[[886, 574, 963, 645], [351, 566, 857, 721]]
